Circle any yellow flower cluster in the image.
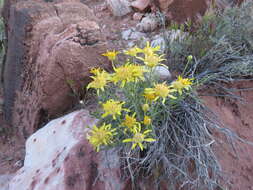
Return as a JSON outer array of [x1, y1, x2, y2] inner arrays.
[[111, 64, 147, 87], [86, 43, 194, 152]]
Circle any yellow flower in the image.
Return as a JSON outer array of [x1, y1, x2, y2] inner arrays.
[[87, 123, 117, 152], [87, 68, 110, 93], [171, 76, 193, 95], [130, 64, 148, 81], [143, 115, 151, 125], [124, 46, 142, 57], [138, 53, 166, 68], [111, 63, 147, 87], [102, 99, 126, 120], [90, 67, 101, 75], [122, 113, 141, 132], [123, 127, 156, 151], [142, 41, 160, 56], [153, 82, 176, 103], [142, 104, 149, 112], [102, 50, 119, 61], [143, 88, 157, 102]]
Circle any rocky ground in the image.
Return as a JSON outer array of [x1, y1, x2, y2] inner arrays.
[[0, 0, 253, 189]]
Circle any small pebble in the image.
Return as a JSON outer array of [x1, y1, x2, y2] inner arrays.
[[132, 12, 144, 21], [153, 66, 172, 81]]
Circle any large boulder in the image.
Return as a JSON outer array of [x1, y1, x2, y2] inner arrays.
[[8, 110, 125, 190], [3, 0, 110, 138], [158, 0, 209, 23]]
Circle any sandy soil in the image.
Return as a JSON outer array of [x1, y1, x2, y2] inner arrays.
[[203, 81, 253, 190]]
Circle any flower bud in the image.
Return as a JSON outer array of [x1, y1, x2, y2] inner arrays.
[[142, 104, 149, 112], [187, 55, 193, 62]]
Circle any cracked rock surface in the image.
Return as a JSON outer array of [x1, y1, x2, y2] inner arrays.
[[3, 0, 110, 139]]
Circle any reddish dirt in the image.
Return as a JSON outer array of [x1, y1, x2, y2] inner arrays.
[[0, 88, 25, 175], [203, 81, 253, 190]]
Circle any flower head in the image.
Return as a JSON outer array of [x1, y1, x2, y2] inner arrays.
[[87, 68, 110, 93], [143, 115, 151, 125], [130, 64, 148, 81], [171, 76, 193, 95], [138, 53, 166, 68], [153, 82, 176, 103], [102, 99, 126, 120], [124, 46, 142, 57], [111, 63, 147, 87], [123, 127, 156, 151], [122, 113, 141, 132], [102, 50, 119, 61], [87, 123, 117, 152], [142, 41, 160, 56], [143, 88, 157, 102]]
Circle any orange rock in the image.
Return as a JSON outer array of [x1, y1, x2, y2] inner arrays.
[[3, 1, 110, 138]]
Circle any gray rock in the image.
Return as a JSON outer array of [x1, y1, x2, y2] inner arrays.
[[127, 41, 135, 48], [121, 28, 147, 41], [136, 14, 159, 32], [151, 34, 167, 53], [129, 31, 146, 40], [107, 0, 132, 17], [0, 174, 15, 190], [121, 29, 132, 40], [153, 66, 172, 80]]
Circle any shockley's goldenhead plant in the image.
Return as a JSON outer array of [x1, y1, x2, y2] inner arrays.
[[85, 42, 193, 152]]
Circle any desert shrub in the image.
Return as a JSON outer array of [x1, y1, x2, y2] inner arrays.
[[83, 2, 253, 189], [84, 44, 249, 189], [85, 43, 193, 154]]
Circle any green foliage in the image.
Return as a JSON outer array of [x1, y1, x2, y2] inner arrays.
[[168, 19, 192, 33], [168, 1, 253, 89], [0, 0, 3, 8]]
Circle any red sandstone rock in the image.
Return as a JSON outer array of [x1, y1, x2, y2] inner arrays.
[[3, 0, 110, 138], [158, 0, 173, 11], [158, 0, 209, 23], [156, 0, 245, 23]]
